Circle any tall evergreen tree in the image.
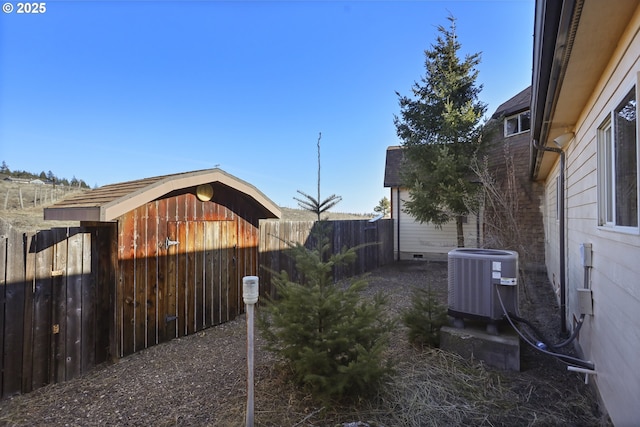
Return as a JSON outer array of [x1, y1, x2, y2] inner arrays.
[[394, 15, 487, 247]]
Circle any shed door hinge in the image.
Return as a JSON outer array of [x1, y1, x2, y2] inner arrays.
[[165, 237, 179, 248]]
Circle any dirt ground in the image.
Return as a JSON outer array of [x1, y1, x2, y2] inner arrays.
[[0, 260, 610, 426]]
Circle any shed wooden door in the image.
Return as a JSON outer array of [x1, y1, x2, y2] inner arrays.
[[162, 220, 237, 343]]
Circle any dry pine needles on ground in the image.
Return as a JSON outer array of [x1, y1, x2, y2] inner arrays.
[[0, 261, 608, 426]]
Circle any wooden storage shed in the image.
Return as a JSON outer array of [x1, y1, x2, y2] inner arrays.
[[44, 168, 280, 358]]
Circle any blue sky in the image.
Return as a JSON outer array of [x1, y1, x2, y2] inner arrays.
[[0, 0, 533, 214]]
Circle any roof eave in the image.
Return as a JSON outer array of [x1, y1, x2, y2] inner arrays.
[[530, 0, 640, 181], [530, 0, 574, 181], [44, 206, 103, 222]]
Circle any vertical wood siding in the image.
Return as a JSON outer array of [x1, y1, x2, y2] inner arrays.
[[0, 183, 272, 398], [115, 191, 259, 357]]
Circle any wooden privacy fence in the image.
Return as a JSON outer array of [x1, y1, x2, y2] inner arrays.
[[0, 222, 110, 399], [258, 219, 394, 294]]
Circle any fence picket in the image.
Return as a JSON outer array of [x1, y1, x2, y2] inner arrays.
[[3, 226, 26, 397], [21, 233, 36, 393], [258, 219, 393, 294], [31, 230, 54, 390]]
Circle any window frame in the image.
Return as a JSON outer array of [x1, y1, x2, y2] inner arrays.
[[597, 85, 640, 233], [504, 110, 531, 137]]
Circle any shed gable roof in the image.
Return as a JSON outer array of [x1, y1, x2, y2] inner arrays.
[[384, 146, 405, 188], [44, 168, 281, 222]]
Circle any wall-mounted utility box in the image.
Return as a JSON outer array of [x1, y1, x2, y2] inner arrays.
[[580, 243, 593, 267], [577, 288, 593, 315]]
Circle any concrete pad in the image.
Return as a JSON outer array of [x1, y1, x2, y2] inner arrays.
[[440, 324, 520, 371]]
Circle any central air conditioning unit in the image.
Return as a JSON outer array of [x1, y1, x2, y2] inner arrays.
[[448, 248, 519, 326]]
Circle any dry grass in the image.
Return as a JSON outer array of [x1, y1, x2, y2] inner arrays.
[[0, 181, 85, 231]]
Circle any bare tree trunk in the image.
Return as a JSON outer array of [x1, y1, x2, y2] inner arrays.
[[456, 216, 464, 247]]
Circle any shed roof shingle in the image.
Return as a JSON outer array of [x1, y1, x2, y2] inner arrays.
[[44, 168, 281, 222], [491, 86, 531, 119], [384, 146, 405, 188]]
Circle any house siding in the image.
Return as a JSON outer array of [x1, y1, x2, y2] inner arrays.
[[539, 7, 640, 425], [391, 187, 479, 260]]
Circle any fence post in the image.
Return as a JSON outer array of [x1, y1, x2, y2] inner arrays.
[[243, 276, 259, 427]]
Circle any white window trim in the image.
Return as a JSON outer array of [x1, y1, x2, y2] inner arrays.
[[596, 83, 640, 234], [504, 110, 531, 137]]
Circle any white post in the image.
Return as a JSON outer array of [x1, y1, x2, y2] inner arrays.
[[243, 276, 259, 427]]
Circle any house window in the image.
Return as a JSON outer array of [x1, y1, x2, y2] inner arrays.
[[597, 87, 638, 229], [504, 111, 531, 136]]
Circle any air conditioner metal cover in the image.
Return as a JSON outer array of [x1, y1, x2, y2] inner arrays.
[[448, 248, 519, 322]]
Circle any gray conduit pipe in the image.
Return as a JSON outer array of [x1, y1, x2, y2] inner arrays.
[[533, 139, 567, 333], [496, 285, 593, 370]]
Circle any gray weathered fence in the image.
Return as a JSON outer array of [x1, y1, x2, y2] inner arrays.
[[0, 218, 394, 399], [0, 221, 111, 399], [258, 219, 394, 296]]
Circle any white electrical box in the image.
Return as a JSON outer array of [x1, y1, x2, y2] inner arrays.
[[577, 288, 593, 315], [580, 243, 593, 267]]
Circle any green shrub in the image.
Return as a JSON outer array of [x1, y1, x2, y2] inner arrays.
[[402, 287, 449, 347], [259, 223, 394, 402]]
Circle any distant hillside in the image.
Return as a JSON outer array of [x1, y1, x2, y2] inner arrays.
[[0, 180, 87, 231], [0, 167, 90, 189]]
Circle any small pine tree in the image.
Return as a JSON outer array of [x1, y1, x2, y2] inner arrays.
[[402, 287, 449, 347], [259, 222, 394, 401], [293, 132, 341, 221], [374, 197, 391, 217]]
